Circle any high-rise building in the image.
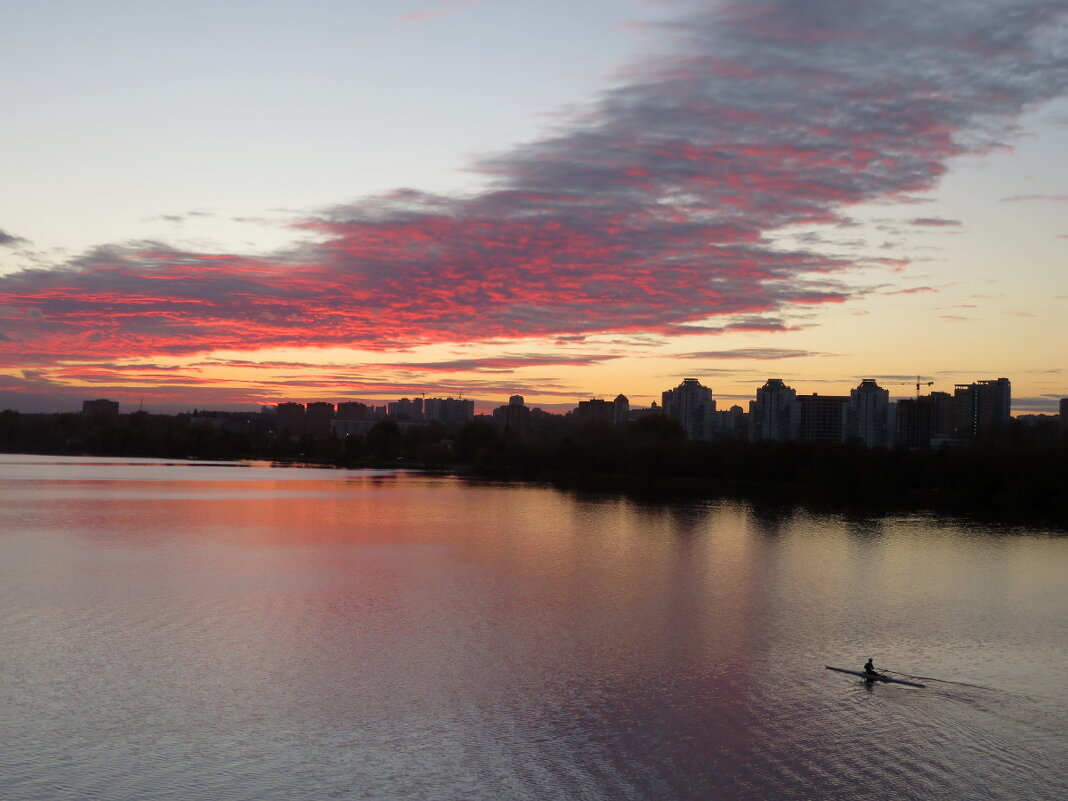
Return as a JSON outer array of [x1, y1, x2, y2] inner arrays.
[[82, 398, 119, 417], [895, 397, 929, 448], [748, 379, 798, 442], [662, 378, 716, 440], [494, 395, 530, 438], [306, 402, 335, 437], [895, 391, 953, 448], [929, 391, 954, 440], [336, 401, 371, 421], [613, 394, 630, 426], [848, 379, 891, 447], [276, 402, 306, 435], [574, 398, 615, 426], [424, 397, 474, 426], [797, 394, 850, 443], [387, 397, 424, 422], [953, 378, 1011, 438], [1061, 398, 1068, 433]]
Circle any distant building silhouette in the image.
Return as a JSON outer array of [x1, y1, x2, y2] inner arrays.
[[424, 397, 474, 426], [336, 401, 372, 421], [953, 378, 1011, 438], [628, 401, 662, 422], [388, 397, 423, 422], [306, 402, 335, 437], [708, 404, 748, 440], [1061, 398, 1068, 433], [848, 379, 891, 447], [895, 391, 953, 448], [82, 398, 119, 417], [494, 395, 530, 438], [662, 378, 716, 440], [276, 402, 306, 435], [332, 401, 379, 437], [797, 393, 850, 443], [929, 391, 955, 441], [894, 397, 928, 448], [748, 379, 798, 442], [574, 398, 615, 426], [613, 394, 630, 426]]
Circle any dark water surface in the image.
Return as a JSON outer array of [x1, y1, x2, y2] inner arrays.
[[1, 455, 1065, 800]]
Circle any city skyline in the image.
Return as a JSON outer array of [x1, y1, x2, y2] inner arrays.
[[2, 1, 1067, 415], [65, 376, 1044, 456], [74, 373, 1038, 422]]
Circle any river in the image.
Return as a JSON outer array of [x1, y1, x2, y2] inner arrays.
[[1, 455, 1064, 800]]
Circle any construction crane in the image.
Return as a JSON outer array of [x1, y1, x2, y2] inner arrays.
[[887, 376, 934, 398]]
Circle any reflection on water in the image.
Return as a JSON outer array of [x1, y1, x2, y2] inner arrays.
[[1, 455, 1065, 800]]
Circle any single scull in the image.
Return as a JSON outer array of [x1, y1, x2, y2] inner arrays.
[[825, 665, 926, 688]]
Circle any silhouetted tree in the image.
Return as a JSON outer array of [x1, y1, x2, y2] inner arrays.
[[455, 420, 497, 461], [366, 420, 402, 461]]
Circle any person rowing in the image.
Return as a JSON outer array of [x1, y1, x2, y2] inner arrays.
[[825, 665, 926, 688]]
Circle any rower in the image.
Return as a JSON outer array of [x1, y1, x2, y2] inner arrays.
[[864, 658, 877, 676]]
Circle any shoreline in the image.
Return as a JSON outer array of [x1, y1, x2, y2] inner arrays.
[[2, 447, 1065, 530]]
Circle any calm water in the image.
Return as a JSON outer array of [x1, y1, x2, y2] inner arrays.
[[1, 455, 1065, 800]]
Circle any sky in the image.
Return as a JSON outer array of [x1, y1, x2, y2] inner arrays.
[[2, 0, 1067, 415]]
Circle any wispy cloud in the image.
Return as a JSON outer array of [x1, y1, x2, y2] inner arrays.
[[378, 354, 621, 373], [908, 217, 963, 227], [882, 285, 938, 296], [1000, 193, 1068, 203], [142, 210, 216, 224], [676, 348, 824, 360], [1, 0, 1066, 381], [397, 9, 449, 25], [0, 228, 27, 247], [397, 1, 480, 26], [1012, 395, 1067, 413]]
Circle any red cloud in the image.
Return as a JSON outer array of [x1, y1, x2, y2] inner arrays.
[[0, 0, 1065, 382]]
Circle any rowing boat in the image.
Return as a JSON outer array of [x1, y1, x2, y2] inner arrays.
[[825, 665, 926, 688]]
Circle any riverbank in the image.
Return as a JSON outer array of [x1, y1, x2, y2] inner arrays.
[[516, 469, 1068, 529], [2, 408, 1065, 527]]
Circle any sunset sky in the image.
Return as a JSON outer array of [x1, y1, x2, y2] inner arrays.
[[2, 0, 1067, 415]]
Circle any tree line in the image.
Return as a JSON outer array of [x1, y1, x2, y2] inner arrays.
[[1, 408, 1065, 524]]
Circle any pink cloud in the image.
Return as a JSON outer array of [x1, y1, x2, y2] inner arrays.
[[396, 0, 479, 26], [1, 0, 1066, 399], [398, 9, 449, 24], [883, 285, 938, 296]]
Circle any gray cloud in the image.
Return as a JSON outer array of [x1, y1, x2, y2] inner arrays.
[[908, 217, 963, 227], [1000, 193, 1068, 203], [0, 229, 27, 247], [1013, 395, 1067, 413]]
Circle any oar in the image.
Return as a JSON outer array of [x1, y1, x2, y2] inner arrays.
[[881, 667, 991, 689]]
